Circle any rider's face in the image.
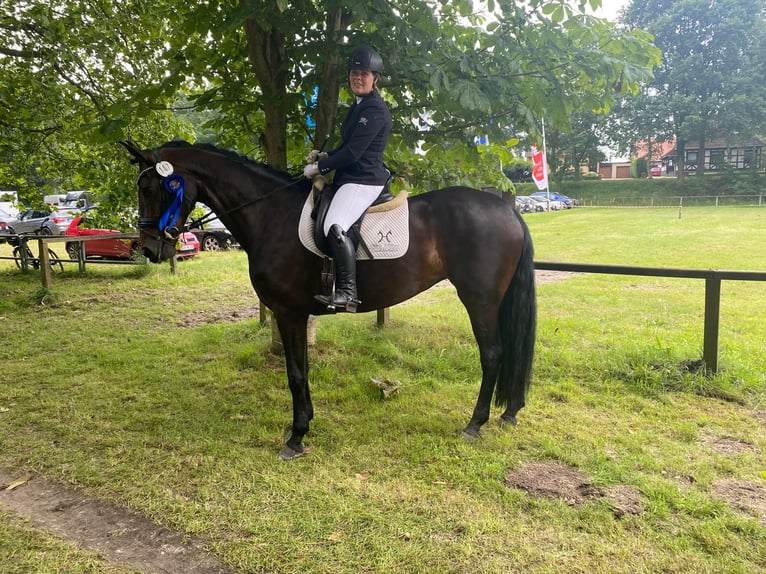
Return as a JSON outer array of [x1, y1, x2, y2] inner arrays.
[[349, 69, 375, 96]]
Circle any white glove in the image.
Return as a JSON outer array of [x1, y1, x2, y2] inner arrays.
[[303, 163, 320, 178], [306, 149, 328, 163]]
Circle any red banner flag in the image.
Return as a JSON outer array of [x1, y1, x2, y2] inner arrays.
[[531, 145, 548, 191]]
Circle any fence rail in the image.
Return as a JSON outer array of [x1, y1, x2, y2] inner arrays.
[[5, 236, 764, 373], [534, 261, 766, 373], [574, 194, 765, 208], [0, 233, 177, 289]]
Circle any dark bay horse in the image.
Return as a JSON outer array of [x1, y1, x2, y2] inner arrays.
[[120, 141, 536, 460]]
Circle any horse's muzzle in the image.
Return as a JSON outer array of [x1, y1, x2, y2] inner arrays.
[[140, 232, 177, 263]]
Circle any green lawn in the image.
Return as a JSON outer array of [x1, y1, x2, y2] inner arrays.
[[0, 206, 764, 573]]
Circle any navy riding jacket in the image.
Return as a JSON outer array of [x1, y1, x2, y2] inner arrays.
[[318, 89, 392, 186]]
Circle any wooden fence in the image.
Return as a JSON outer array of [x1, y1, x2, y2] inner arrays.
[[534, 261, 766, 373], [5, 235, 765, 373], [0, 233, 178, 289]]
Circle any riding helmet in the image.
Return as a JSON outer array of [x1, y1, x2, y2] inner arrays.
[[348, 46, 384, 74]]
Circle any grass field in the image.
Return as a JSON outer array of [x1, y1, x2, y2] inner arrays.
[[0, 206, 764, 573]]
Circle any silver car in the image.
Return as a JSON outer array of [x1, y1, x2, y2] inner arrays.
[[0, 206, 17, 243], [6, 208, 75, 236]]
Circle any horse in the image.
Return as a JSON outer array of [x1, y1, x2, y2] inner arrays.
[[120, 140, 537, 460]]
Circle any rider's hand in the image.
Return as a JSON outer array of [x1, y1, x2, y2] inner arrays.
[[306, 149, 328, 163], [303, 163, 320, 178]]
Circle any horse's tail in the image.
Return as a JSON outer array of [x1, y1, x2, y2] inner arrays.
[[495, 211, 536, 413]]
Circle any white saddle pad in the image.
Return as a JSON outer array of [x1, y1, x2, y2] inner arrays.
[[298, 191, 410, 260]]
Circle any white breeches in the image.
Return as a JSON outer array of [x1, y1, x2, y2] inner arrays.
[[323, 183, 384, 236]]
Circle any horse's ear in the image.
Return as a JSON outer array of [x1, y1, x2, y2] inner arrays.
[[118, 140, 147, 165]]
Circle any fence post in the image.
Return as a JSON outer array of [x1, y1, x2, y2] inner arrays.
[[39, 238, 52, 289], [703, 277, 721, 373]]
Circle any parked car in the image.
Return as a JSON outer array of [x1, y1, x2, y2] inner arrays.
[[59, 190, 96, 211], [650, 164, 663, 177], [530, 191, 575, 208], [6, 208, 75, 236], [0, 206, 17, 244], [529, 195, 567, 211], [65, 215, 142, 260], [175, 231, 200, 259], [188, 218, 238, 251], [65, 215, 199, 260], [515, 195, 544, 213]]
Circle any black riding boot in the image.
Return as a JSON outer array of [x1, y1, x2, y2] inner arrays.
[[315, 224, 360, 313]]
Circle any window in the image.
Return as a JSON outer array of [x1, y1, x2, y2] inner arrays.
[[706, 148, 726, 170], [685, 150, 698, 171]]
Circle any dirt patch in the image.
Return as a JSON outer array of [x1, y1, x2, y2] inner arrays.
[[711, 479, 766, 526], [0, 469, 232, 574], [699, 434, 759, 456], [504, 461, 644, 518], [178, 306, 261, 328], [535, 270, 580, 286]]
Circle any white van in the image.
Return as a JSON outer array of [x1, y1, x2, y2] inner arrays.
[[44, 194, 67, 207]]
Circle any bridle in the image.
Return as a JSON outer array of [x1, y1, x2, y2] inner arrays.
[[135, 153, 195, 241], [135, 149, 309, 237]]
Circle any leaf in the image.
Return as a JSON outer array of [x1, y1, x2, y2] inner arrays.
[[5, 475, 32, 491], [369, 377, 402, 399]]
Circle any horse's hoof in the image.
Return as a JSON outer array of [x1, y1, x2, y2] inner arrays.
[[500, 414, 518, 428], [278, 444, 306, 461], [461, 428, 481, 442]]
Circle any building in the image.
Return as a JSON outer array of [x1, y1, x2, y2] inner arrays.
[[661, 138, 764, 173]]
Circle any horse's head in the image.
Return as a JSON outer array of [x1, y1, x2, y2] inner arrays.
[[120, 141, 199, 263]]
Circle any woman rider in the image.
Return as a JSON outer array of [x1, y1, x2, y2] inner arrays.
[[303, 45, 392, 313]]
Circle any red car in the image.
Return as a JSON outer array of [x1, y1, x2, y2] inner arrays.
[[65, 216, 200, 260], [175, 230, 200, 259], [65, 215, 141, 260]]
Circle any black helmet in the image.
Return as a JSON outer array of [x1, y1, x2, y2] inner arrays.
[[348, 46, 384, 74]]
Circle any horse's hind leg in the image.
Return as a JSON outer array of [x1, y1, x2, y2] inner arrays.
[[462, 309, 502, 440]]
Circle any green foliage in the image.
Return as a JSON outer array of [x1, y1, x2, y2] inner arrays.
[[614, 0, 766, 171], [632, 156, 648, 178], [2, 0, 660, 208], [515, 171, 766, 204]]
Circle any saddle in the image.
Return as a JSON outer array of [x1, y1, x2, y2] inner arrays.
[[298, 178, 409, 261], [311, 176, 395, 257]]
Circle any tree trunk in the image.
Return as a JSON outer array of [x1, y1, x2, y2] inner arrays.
[[243, 16, 288, 169], [676, 139, 686, 183], [312, 8, 353, 148], [242, 7, 345, 353], [697, 131, 706, 177]]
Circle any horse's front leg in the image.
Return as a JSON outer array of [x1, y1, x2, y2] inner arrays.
[[275, 313, 313, 460]]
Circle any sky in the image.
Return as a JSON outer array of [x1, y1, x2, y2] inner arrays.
[[591, 0, 630, 21]]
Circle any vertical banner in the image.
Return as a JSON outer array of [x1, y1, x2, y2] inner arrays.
[[531, 144, 548, 191]]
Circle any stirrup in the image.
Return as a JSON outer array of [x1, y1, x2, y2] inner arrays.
[[314, 293, 359, 313]]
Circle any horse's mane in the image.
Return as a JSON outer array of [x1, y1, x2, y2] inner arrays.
[[160, 140, 307, 188]]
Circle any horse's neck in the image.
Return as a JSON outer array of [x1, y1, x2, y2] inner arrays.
[[197, 165, 299, 241]]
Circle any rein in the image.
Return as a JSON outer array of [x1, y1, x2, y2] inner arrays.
[[137, 156, 304, 236]]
